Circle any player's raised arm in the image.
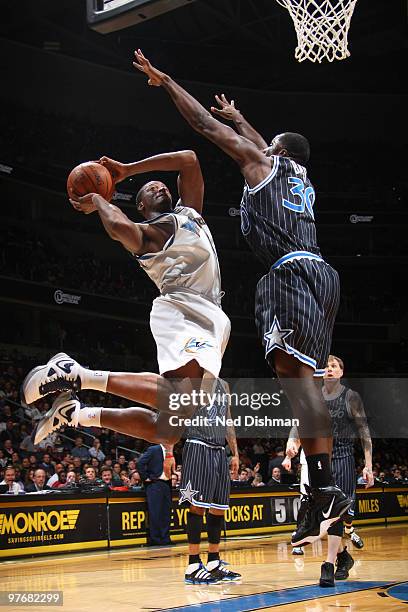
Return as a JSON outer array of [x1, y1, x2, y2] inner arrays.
[[211, 94, 268, 151], [132, 50, 271, 189], [99, 150, 204, 214], [69, 193, 167, 256], [348, 391, 374, 489]]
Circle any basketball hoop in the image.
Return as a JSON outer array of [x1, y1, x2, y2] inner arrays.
[[275, 0, 358, 63]]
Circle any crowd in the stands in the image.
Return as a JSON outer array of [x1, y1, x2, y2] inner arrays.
[[1, 361, 407, 495]]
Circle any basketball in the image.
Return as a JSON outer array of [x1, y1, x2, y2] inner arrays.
[[67, 161, 114, 201]]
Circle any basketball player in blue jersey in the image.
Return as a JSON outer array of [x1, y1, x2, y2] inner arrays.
[[284, 354, 374, 586], [24, 149, 231, 456], [131, 49, 352, 546], [180, 378, 241, 584]]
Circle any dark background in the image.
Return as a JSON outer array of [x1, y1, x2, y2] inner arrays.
[[0, 0, 407, 377]]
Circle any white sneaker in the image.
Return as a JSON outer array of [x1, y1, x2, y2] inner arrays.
[[34, 392, 80, 445], [22, 353, 82, 405], [292, 547, 304, 555]]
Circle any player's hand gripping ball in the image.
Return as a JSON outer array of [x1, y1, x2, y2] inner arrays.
[[67, 161, 114, 202]]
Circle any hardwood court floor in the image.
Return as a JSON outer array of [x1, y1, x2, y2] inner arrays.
[[0, 525, 407, 611]]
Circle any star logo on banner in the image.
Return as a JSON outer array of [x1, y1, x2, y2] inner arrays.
[[264, 316, 294, 353], [179, 480, 199, 505]]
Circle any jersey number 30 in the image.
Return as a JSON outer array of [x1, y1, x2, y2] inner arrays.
[[282, 177, 315, 216]]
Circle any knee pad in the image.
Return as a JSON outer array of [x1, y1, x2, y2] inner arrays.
[[207, 513, 224, 545], [187, 511, 203, 545]]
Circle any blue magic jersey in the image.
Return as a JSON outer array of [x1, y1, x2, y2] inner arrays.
[[241, 156, 321, 267]]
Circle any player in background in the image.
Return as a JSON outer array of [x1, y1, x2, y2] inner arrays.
[[24, 150, 230, 448], [132, 50, 351, 545], [283, 354, 374, 586], [180, 379, 241, 584]]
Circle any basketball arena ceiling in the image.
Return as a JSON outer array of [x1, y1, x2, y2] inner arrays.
[[1, 0, 407, 93]]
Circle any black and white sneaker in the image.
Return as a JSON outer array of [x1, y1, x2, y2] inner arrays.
[[22, 353, 82, 405], [319, 562, 335, 587], [34, 392, 80, 445], [347, 528, 364, 549], [185, 562, 222, 585], [207, 560, 241, 582], [334, 546, 354, 580], [292, 547, 304, 556], [291, 484, 352, 547]]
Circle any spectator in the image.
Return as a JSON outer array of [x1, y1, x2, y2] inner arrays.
[[2, 439, 15, 460], [89, 438, 105, 462], [90, 457, 100, 473], [39, 453, 55, 475], [0, 466, 24, 493], [72, 457, 82, 472], [0, 420, 20, 445], [238, 468, 252, 485], [61, 470, 78, 488], [0, 450, 7, 468], [52, 471, 67, 488], [84, 466, 97, 481], [24, 468, 35, 489], [390, 468, 406, 483], [267, 467, 282, 486], [112, 463, 122, 482], [71, 436, 90, 461], [47, 463, 65, 487], [29, 454, 38, 468], [171, 473, 179, 489], [120, 469, 130, 486], [128, 459, 137, 472], [100, 466, 113, 487], [268, 446, 285, 476], [25, 468, 52, 492], [118, 454, 127, 467], [251, 474, 265, 487]]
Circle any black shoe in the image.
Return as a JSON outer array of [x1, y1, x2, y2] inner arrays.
[[291, 484, 352, 547], [185, 562, 222, 584], [208, 560, 241, 582], [319, 562, 335, 587], [334, 546, 354, 580]]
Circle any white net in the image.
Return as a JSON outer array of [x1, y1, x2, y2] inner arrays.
[[276, 0, 358, 63]]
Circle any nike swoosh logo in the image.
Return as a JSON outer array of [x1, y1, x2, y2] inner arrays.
[[322, 495, 336, 519], [56, 360, 74, 374], [59, 403, 76, 421]]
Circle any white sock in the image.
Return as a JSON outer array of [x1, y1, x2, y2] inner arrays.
[[77, 407, 102, 427], [80, 368, 109, 393], [206, 560, 220, 571], [185, 562, 200, 574]]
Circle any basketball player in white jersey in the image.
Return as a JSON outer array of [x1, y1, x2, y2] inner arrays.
[[24, 149, 231, 449]]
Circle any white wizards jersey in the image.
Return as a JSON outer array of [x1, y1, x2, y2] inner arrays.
[[135, 205, 223, 305]]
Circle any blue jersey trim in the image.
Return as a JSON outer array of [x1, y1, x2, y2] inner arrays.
[[246, 156, 279, 194], [265, 343, 318, 371], [272, 250, 323, 270]]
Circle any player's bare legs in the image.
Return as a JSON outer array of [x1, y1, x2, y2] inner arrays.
[[30, 356, 206, 446], [273, 350, 333, 458], [273, 350, 352, 546]]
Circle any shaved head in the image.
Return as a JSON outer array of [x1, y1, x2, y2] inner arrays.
[[269, 132, 310, 165]]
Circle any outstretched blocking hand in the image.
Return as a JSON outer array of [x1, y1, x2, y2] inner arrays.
[[211, 94, 241, 122], [132, 49, 166, 86], [98, 156, 128, 184]]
